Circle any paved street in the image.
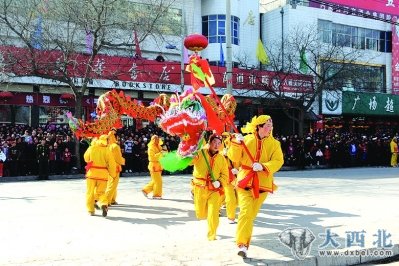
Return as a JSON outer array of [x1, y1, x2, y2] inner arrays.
[[0, 167, 398, 266]]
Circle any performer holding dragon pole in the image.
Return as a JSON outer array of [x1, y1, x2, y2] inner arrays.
[[84, 135, 116, 217], [106, 128, 125, 205], [191, 133, 229, 241], [228, 115, 284, 258], [142, 135, 165, 199]]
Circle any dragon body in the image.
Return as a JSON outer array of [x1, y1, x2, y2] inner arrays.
[[69, 88, 236, 158]]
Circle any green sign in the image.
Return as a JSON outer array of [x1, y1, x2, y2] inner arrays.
[[342, 91, 399, 116]]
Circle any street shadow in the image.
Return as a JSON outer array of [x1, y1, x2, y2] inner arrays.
[[105, 204, 197, 228], [239, 203, 357, 264], [275, 167, 399, 180], [0, 196, 45, 202]]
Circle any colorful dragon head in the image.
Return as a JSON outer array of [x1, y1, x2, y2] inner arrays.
[[158, 92, 206, 157]]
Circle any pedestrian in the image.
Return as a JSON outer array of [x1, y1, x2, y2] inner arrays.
[[390, 136, 398, 167], [123, 136, 134, 173], [191, 133, 228, 241], [49, 145, 56, 174], [315, 148, 323, 165], [142, 135, 164, 199], [62, 147, 72, 174], [105, 129, 125, 205], [227, 115, 284, 258], [84, 135, 116, 217], [8, 139, 20, 176], [0, 148, 5, 177], [36, 139, 50, 180]]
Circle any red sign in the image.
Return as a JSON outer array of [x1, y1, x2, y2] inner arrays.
[[0, 92, 96, 107], [310, 0, 399, 16], [393, 23, 399, 95], [0, 46, 313, 93]]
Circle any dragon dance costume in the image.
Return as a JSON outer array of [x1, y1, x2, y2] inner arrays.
[[142, 135, 164, 199], [228, 115, 284, 256], [84, 135, 116, 216], [106, 130, 125, 204], [191, 134, 229, 240]]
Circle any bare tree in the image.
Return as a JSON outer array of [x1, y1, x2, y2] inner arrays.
[[238, 25, 370, 136], [0, 0, 179, 167]]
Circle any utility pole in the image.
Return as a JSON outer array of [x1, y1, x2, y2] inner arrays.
[[280, 7, 284, 72], [226, 0, 233, 94], [180, 1, 185, 92]]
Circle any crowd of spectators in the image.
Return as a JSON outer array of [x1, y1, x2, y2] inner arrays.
[[0, 122, 397, 178], [0, 123, 180, 177], [276, 129, 397, 169]]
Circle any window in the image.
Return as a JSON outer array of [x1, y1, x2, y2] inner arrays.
[[318, 20, 391, 53], [323, 62, 385, 93], [202, 15, 240, 45]]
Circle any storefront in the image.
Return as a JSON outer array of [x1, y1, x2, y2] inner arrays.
[[319, 90, 399, 132], [1, 47, 313, 130]]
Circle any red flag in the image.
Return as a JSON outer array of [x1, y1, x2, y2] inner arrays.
[[134, 30, 142, 59]]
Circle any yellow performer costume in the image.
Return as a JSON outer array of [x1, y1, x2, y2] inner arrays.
[[227, 115, 284, 257], [142, 135, 164, 199], [390, 137, 398, 167], [221, 133, 239, 224], [106, 129, 125, 205], [84, 135, 116, 217], [192, 134, 229, 241]]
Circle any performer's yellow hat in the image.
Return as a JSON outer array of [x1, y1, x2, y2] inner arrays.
[[98, 134, 108, 146], [241, 115, 272, 134]]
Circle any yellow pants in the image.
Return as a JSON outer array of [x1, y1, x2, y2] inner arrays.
[[236, 188, 268, 248], [86, 178, 108, 213], [224, 184, 237, 220], [193, 185, 221, 241], [143, 171, 162, 197], [106, 173, 120, 204], [391, 153, 398, 167]]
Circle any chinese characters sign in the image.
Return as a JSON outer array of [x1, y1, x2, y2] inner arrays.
[[0, 45, 313, 93], [342, 91, 399, 116], [310, 0, 399, 17], [392, 22, 399, 94], [0, 92, 96, 107]]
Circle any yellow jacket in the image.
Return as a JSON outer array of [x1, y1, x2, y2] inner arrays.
[[108, 132, 125, 172], [192, 148, 229, 189], [147, 137, 163, 172], [227, 133, 283, 194], [84, 137, 116, 181], [390, 139, 398, 153]]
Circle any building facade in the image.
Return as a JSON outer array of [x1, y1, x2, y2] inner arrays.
[[262, 0, 399, 132], [0, 0, 316, 135]]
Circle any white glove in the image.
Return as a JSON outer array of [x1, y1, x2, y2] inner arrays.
[[231, 168, 239, 175], [235, 133, 244, 143], [252, 162, 263, 172], [212, 180, 221, 188], [223, 148, 228, 156]]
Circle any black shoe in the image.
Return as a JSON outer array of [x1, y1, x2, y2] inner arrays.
[[101, 205, 108, 217], [111, 201, 118, 205], [94, 202, 100, 210]]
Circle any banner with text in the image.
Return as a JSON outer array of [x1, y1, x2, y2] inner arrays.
[[342, 91, 399, 116]]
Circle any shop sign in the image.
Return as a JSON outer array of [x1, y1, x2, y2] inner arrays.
[[0, 92, 96, 107], [310, 0, 399, 17], [342, 91, 399, 116], [322, 90, 342, 115], [0, 45, 314, 94]]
